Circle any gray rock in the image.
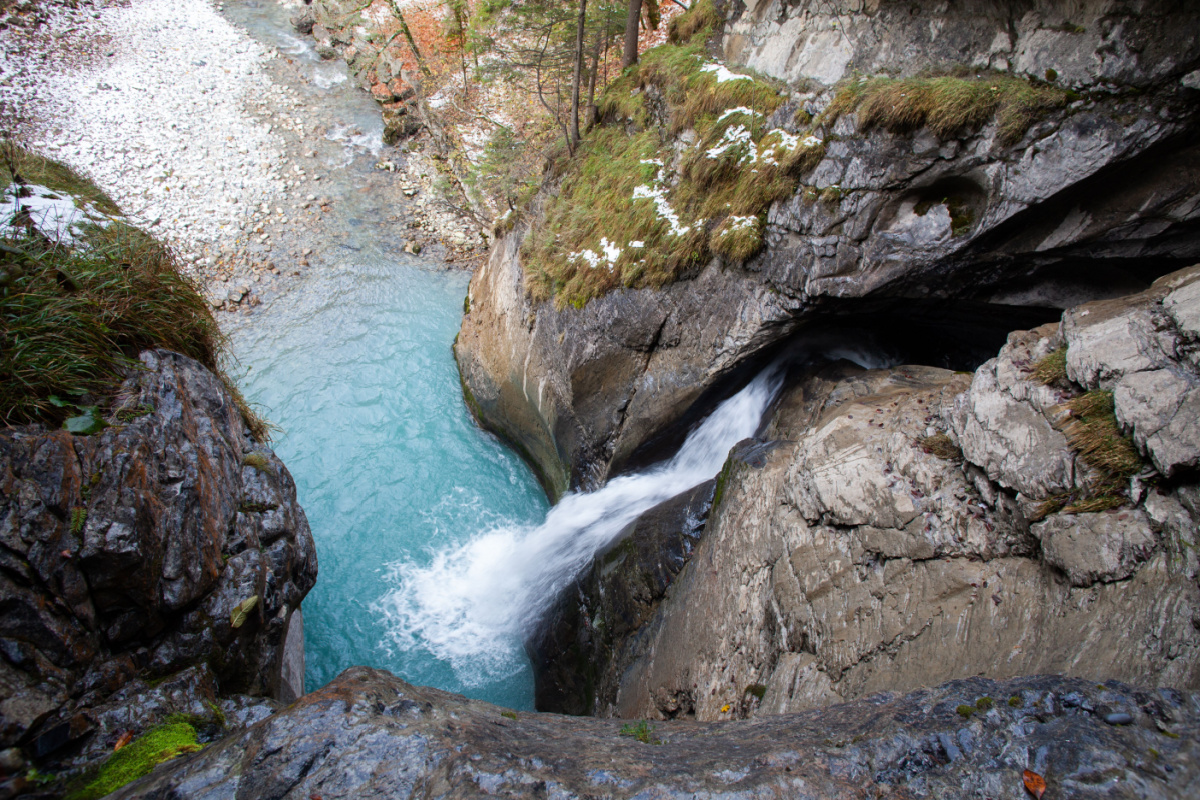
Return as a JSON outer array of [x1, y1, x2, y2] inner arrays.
[[0, 350, 316, 770], [114, 669, 1200, 799], [1034, 510, 1157, 586]]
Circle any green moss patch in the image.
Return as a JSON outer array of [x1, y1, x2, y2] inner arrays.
[[67, 722, 201, 800], [525, 19, 821, 308], [824, 72, 1069, 145]]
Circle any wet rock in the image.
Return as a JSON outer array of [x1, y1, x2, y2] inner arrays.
[[115, 669, 1200, 799], [528, 479, 716, 716], [290, 9, 314, 35], [0, 350, 316, 771]]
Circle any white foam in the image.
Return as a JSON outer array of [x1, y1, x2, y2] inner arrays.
[[373, 367, 786, 685]]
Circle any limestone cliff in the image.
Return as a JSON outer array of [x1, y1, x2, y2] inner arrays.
[[532, 265, 1200, 722], [456, 0, 1200, 498], [0, 350, 316, 775]]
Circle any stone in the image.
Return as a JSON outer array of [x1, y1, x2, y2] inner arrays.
[[0, 351, 316, 773], [113, 669, 1200, 800], [1034, 510, 1157, 586]]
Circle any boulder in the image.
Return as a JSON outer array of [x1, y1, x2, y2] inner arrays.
[[0, 350, 316, 767], [558, 267, 1200, 722]]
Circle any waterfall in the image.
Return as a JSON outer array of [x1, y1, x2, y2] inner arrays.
[[373, 365, 786, 685]]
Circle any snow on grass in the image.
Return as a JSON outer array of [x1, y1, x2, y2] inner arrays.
[[716, 106, 763, 122], [701, 63, 753, 83], [1, 184, 115, 244], [632, 184, 692, 236]]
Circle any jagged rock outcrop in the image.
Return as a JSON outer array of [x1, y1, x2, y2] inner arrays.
[[113, 666, 1200, 799], [0, 350, 316, 768], [553, 266, 1200, 723], [456, 0, 1200, 497]]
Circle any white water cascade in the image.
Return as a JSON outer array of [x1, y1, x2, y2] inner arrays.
[[374, 365, 787, 684]]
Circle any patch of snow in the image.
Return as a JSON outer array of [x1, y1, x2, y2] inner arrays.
[[632, 184, 691, 236], [0, 184, 114, 244], [629, 240, 644, 248], [716, 106, 763, 122], [706, 125, 754, 159], [701, 63, 753, 83]]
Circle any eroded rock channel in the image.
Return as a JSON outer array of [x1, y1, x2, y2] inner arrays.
[[3, 0, 1200, 797]]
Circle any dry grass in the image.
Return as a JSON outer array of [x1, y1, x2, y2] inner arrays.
[[1032, 346, 1068, 385], [917, 432, 962, 460], [1, 157, 269, 439], [824, 72, 1070, 144], [0, 141, 120, 215], [1060, 390, 1143, 478]]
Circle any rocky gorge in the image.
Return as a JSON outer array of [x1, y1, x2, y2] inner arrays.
[[2, 0, 1200, 798]]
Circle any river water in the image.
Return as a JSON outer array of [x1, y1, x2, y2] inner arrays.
[[220, 0, 786, 712], [221, 0, 547, 709]]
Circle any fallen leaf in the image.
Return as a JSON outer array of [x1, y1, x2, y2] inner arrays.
[[230, 595, 260, 629], [719, 704, 731, 714], [1023, 769, 1046, 799], [114, 731, 134, 751]]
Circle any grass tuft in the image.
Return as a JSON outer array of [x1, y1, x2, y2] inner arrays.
[[1060, 390, 1143, 479], [917, 432, 962, 460], [823, 72, 1069, 145], [619, 719, 659, 744], [0, 150, 270, 440], [66, 722, 201, 800], [0, 142, 120, 216], [1032, 346, 1068, 385]]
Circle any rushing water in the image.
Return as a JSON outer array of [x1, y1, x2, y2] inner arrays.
[[222, 0, 788, 710]]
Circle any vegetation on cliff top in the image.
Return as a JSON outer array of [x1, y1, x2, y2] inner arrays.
[[0, 143, 268, 439], [522, 0, 823, 308], [823, 71, 1071, 145]]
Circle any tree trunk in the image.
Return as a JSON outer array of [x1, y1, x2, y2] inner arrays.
[[388, 0, 432, 78], [622, 0, 641, 68], [584, 26, 603, 129], [569, 0, 588, 149]]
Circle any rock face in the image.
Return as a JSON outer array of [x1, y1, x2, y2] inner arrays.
[[116, 667, 1200, 799], [570, 267, 1200, 723], [526, 479, 716, 715], [0, 350, 316, 764], [456, 0, 1200, 497]]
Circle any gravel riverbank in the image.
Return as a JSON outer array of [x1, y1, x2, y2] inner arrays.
[[0, 0, 486, 315]]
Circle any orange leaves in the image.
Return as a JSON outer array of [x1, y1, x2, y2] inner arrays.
[[114, 731, 134, 751], [1023, 769, 1046, 799]]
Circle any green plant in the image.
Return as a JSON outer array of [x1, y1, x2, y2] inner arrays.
[[501, 710, 517, 720], [69, 507, 87, 536], [975, 696, 995, 711], [1008, 695, 1022, 707], [956, 704, 975, 718], [66, 722, 201, 800], [823, 72, 1069, 144], [744, 683, 767, 700], [619, 720, 659, 744]]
